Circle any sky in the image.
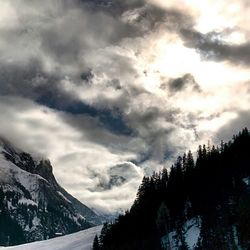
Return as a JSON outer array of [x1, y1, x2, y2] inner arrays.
[[1, 0, 250, 214]]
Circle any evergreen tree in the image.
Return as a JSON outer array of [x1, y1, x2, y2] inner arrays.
[[92, 235, 100, 250], [98, 222, 108, 247], [186, 151, 194, 170], [98, 128, 250, 250], [161, 167, 168, 196], [156, 202, 170, 236], [0, 186, 4, 210]]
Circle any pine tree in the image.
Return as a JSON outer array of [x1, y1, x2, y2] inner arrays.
[[92, 235, 100, 250], [131, 176, 151, 213], [182, 153, 187, 172], [0, 187, 4, 210], [186, 151, 194, 170], [156, 202, 170, 236], [99, 128, 250, 249], [161, 167, 168, 192], [99, 222, 108, 247]]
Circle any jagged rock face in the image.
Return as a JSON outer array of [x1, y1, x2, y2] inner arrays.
[[0, 139, 101, 246]]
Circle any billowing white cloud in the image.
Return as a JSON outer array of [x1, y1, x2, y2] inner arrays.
[[1, 0, 250, 213], [0, 96, 144, 212]]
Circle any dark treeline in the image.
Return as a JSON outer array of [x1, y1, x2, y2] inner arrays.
[[93, 128, 250, 250]]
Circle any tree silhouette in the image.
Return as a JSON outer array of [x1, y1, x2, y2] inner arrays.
[[92, 235, 100, 250], [97, 128, 250, 250]]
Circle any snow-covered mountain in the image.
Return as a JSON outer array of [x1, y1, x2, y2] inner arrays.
[[0, 225, 102, 250], [0, 138, 102, 246]]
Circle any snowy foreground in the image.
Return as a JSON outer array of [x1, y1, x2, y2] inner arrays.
[[0, 226, 102, 250]]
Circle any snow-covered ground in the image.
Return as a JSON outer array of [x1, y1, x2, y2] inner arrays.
[[184, 218, 201, 249], [0, 226, 102, 250], [161, 217, 201, 250]]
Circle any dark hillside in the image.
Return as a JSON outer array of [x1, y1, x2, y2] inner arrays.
[[94, 128, 250, 250]]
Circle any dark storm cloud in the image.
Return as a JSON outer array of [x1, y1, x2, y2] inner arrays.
[[60, 111, 134, 150], [0, 0, 177, 103], [164, 74, 201, 92], [180, 28, 250, 66], [123, 103, 184, 162], [79, 0, 165, 23], [36, 0, 172, 72], [78, 0, 146, 15], [0, 0, 196, 101], [87, 162, 141, 191], [80, 70, 94, 82], [0, 59, 89, 114], [144, 4, 250, 67], [0, 60, 59, 99], [2, 0, 247, 212], [0, 57, 135, 138], [39, 9, 138, 66]]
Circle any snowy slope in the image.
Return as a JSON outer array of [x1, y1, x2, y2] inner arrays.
[[0, 138, 102, 245], [0, 226, 102, 250], [161, 216, 201, 250]]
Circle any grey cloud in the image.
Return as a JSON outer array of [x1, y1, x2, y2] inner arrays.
[[61, 112, 135, 153], [0, 96, 143, 212], [109, 162, 142, 180], [0, 59, 83, 111], [0, 0, 196, 96], [39, 8, 138, 64], [88, 162, 141, 191], [80, 70, 94, 82], [0, 0, 174, 101], [180, 28, 250, 66], [0, 60, 58, 97], [161, 73, 201, 92], [122, 101, 184, 161], [78, 0, 146, 15], [96, 175, 126, 191], [2, 0, 246, 213], [79, 0, 167, 28], [0, 1, 142, 78], [37, 0, 174, 73]]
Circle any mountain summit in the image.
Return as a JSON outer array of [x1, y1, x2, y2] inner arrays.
[[0, 138, 101, 246]]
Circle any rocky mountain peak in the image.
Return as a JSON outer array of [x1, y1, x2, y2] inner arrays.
[[0, 138, 102, 246]]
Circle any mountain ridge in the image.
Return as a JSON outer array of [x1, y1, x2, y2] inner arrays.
[[0, 138, 102, 246]]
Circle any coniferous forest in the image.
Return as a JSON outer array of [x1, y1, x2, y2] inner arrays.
[[93, 128, 250, 250]]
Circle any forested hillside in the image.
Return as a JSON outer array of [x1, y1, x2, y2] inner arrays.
[[94, 128, 250, 250]]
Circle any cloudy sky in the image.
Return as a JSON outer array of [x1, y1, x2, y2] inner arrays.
[[1, 0, 250, 213]]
